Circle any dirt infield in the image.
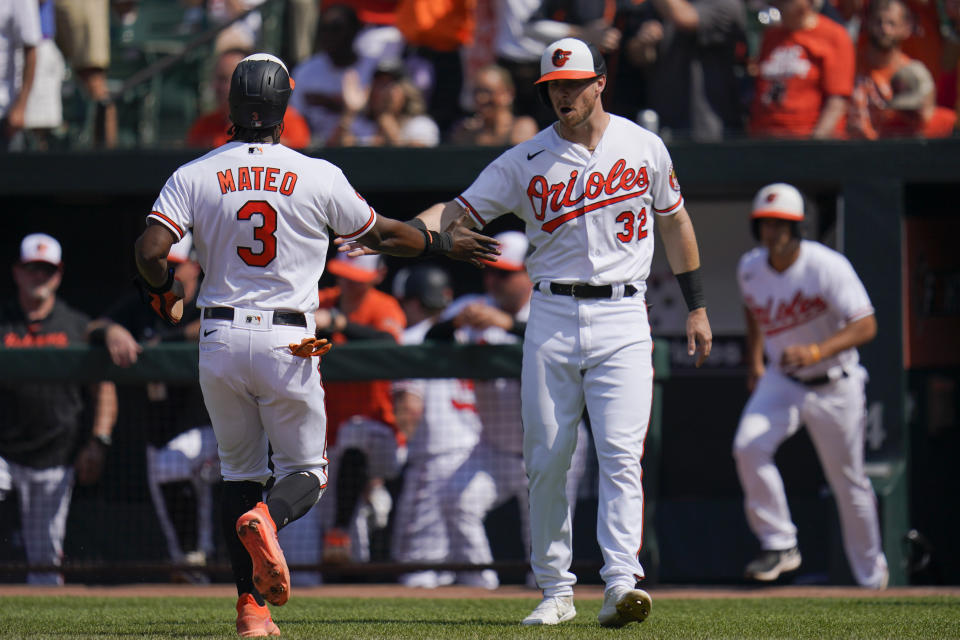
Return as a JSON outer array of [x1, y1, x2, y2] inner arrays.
[[0, 583, 957, 600]]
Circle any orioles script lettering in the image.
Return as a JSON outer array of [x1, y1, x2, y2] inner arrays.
[[527, 159, 649, 233], [746, 290, 829, 336]]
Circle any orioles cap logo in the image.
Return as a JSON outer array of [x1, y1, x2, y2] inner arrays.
[[765, 192, 777, 203], [552, 49, 572, 67]]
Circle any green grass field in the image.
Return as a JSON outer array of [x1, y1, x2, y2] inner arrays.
[[1, 595, 958, 639]]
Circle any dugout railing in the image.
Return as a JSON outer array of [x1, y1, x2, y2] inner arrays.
[[0, 341, 668, 585]]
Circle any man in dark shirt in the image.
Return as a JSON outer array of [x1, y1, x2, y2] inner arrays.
[[0, 233, 117, 584]]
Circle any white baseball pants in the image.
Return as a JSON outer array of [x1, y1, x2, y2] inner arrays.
[[441, 422, 590, 581], [522, 292, 653, 597], [733, 367, 888, 587], [197, 308, 329, 486], [0, 456, 72, 585]]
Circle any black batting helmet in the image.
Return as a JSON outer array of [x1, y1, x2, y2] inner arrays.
[[229, 53, 294, 130], [393, 266, 452, 311]]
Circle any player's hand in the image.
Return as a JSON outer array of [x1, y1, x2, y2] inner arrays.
[[447, 226, 500, 268], [74, 439, 107, 485], [288, 337, 333, 358], [136, 268, 186, 326], [687, 307, 712, 368], [780, 343, 820, 372], [105, 323, 143, 368], [334, 236, 379, 258], [456, 303, 513, 330]]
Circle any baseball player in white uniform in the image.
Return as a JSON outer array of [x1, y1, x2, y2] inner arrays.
[[342, 38, 713, 626], [430, 231, 590, 591], [132, 54, 498, 637], [390, 266, 483, 588], [734, 183, 888, 589]]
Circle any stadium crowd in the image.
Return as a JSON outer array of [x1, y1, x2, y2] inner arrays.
[[2, 0, 958, 151]]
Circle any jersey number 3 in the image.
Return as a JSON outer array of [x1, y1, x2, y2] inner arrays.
[[616, 208, 648, 243], [237, 200, 277, 267]]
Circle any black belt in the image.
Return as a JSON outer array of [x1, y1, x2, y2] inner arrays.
[[538, 282, 638, 299], [788, 370, 848, 387], [203, 307, 307, 327]]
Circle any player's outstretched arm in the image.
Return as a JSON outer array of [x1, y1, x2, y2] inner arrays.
[[659, 207, 713, 367], [341, 201, 500, 267]]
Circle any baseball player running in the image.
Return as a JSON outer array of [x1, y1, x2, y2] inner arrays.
[[734, 183, 888, 589], [341, 38, 712, 626], [133, 53, 498, 637]]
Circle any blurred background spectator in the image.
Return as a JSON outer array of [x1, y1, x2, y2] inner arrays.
[[449, 63, 537, 145], [0, 233, 118, 584], [54, 0, 116, 147], [881, 60, 957, 137], [390, 265, 481, 588], [1, 0, 40, 152], [396, 0, 476, 136], [847, 0, 913, 139], [330, 59, 440, 146], [291, 4, 378, 146], [186, 47, 310, 148], [623, 0, 747, 141], [23, 0, 65, 151], [749, 0, 855, 139], [278, 253, 407, 575]]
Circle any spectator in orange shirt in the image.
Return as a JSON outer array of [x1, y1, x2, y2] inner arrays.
[[847, 0, 914, 138], [186, 48, 311, 149], [749, 0, 856, 138], [276, 253, 406, 582], [316, 253, 407, 565], [881, 60, 958, 136]]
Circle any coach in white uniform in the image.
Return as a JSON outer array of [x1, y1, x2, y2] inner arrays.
[[133, 54, 498, 637], [734, 183, 888, 589], [376, 38, 713, 626]]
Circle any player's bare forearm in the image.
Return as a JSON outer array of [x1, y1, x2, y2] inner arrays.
[[659, 208, 701, 274], [818, 314, 877, 358], [90, 381, 118, 440], [781, 315, 876, 370], [134, 222, 177, 287], [362, 217, 429, 257]]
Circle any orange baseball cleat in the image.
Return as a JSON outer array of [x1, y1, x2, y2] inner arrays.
[[236, 502, 290, 606], [235, 593, 281, 637]]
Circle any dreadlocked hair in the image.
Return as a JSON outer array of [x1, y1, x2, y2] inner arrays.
[[227, 122, 285, 144]]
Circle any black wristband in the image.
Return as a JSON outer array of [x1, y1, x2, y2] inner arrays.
[[405, 218, 452, 256], [138, 266, 175, 294], [676, 267, 706, 311]]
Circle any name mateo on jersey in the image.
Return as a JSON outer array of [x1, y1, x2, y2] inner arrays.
[[217, 166, 298, 196], [527, 159, 650, 233], [746, 290, 828, 336]]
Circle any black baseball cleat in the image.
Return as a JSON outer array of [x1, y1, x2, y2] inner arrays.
[[745, 546, 802, 581]]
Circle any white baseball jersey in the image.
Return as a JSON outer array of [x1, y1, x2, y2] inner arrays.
[[456, 114, 683, 287], [442, 293, 529, 454], [734, 240, 887, 588], [738, 240, 874, 379], [148, 141, 377, 313], [453, 114, 675, 597], [395, 318, 482, 459]]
